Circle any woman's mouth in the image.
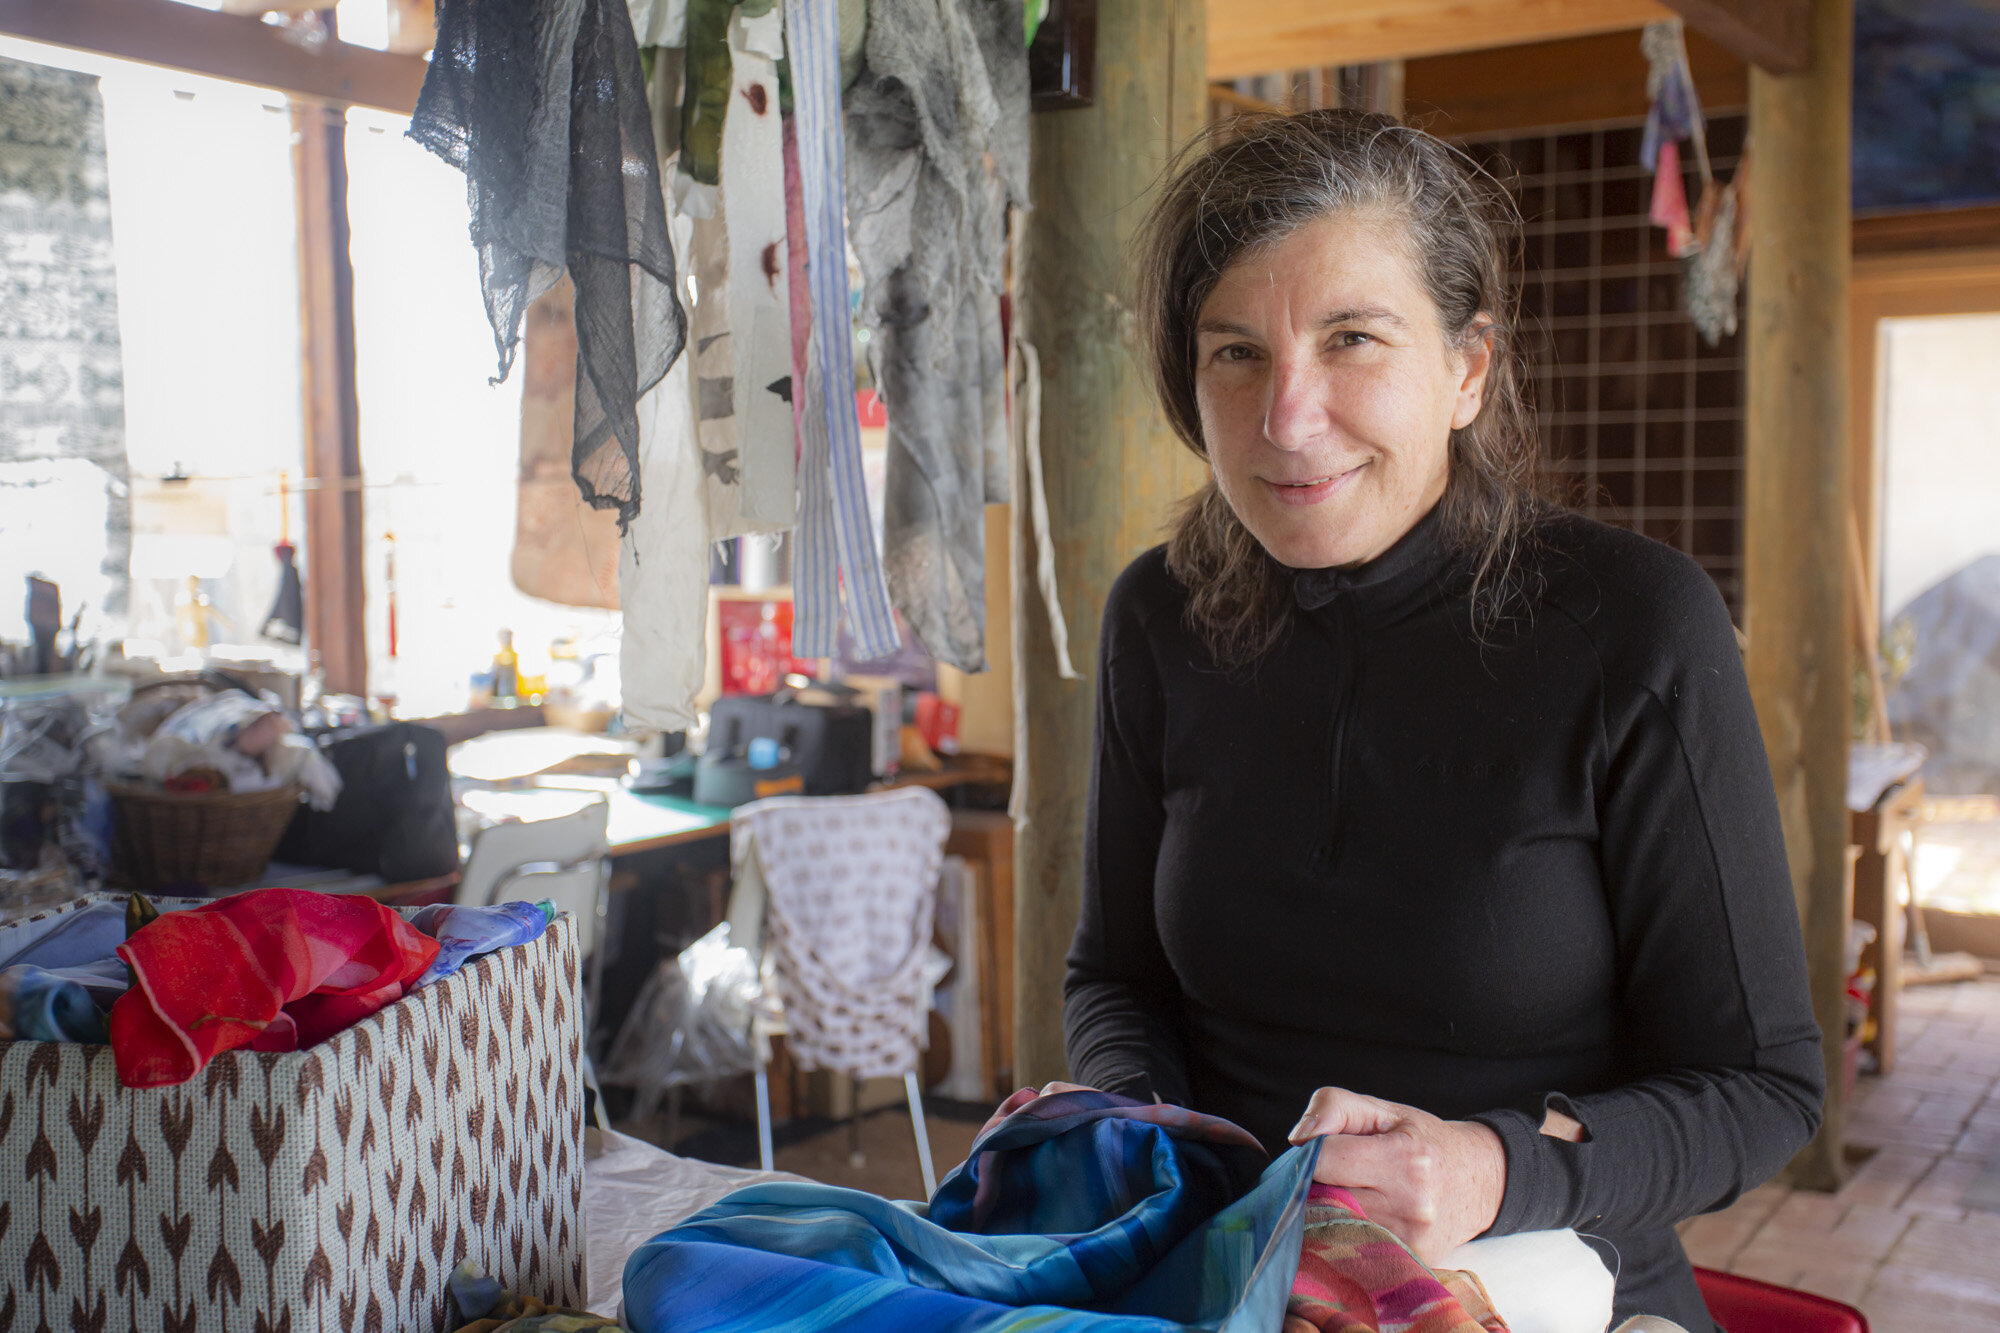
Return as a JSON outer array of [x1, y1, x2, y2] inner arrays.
[[1265, 464, 1365, 506]]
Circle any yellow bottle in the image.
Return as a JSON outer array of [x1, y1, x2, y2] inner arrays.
[[491, 629, 519, 704]]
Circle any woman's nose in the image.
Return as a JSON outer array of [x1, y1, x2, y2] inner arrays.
[[1262, 359, 1330, 452]]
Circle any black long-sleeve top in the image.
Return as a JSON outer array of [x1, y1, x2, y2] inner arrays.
[[1063, 506, 1825, 1331]]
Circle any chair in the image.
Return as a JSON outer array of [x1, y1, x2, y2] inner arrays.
[[457, 795, 613, 1048], [732, 787, 953, 1197], [1694, 1267, 1871, 1333]]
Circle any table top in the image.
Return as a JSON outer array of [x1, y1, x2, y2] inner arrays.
[[527, 775, 735, 856], [441, 726, 1011, 860]]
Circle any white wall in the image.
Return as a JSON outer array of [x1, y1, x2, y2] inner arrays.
[[1879, 313, 2000, 621]]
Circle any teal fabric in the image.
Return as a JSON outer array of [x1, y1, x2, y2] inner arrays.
[[622, 1090, 1319, 1332]]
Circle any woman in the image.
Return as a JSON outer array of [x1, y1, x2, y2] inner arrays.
[[1053, 110, 1824, 1330]]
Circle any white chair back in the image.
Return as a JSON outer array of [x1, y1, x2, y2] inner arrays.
[[458, 797, 611, 958]]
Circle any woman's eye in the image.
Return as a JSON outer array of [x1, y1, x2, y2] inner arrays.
[[1216, 344, 1259, 363], [1332, 331, 1374, 349]]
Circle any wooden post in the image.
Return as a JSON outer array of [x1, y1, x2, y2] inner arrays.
[[1013, 0, 1209, 1089], [293, 99, 368, 699], [1742, 0, 1852, 1191]]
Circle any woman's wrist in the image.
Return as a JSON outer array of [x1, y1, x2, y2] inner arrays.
[[1450, 1118, 1508, 1241]]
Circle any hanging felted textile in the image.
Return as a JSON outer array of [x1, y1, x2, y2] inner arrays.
[[844, 0, 1028, 671], [412, 0, 686, 530]]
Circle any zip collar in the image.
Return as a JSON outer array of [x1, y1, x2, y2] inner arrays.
[[1289, 502, 1452, 612]]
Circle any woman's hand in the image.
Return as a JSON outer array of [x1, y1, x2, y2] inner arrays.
[[1286, 1086, 1506, 1267], [976, 1081, 1096, 1139]]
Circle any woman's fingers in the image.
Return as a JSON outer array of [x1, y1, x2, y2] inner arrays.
[[1039, 1080, 1092, 1097], [1310, 1123, 1435, 1203], [1304, 1110, 1508, 1266], [1288, 1085, 1402, 1143]]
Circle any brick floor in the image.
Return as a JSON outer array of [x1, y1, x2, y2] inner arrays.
[[1678, 970, 2000, 1330]]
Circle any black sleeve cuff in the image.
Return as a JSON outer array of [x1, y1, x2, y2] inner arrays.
[[1470, 1093, 1593, 1238]]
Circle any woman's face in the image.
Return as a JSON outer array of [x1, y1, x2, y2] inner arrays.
[[1192, 211, 1492, 570]]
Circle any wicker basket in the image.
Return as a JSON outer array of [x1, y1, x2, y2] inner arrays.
[[109, 782, 303, 890]]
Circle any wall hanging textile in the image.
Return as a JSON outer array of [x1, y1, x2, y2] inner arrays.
[[844, 0, 1027, 670], [414, 0, 686, 530], [784, 0, 901, 661], [0, 57, 132, 632]]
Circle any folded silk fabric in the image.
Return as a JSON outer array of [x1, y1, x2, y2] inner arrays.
[[108, 888, 439, 1088], [0, 959, 127, 1043], [413, 0, 686, 531], [409, 899, 555, 988], [1288, 1184, 1508, 1333], [622, 1089, 1317, 1332]]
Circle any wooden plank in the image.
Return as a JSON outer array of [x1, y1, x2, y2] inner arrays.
[[1206, 0, 1672, 80], [385, 0, 435, 56], [1661, 0, 1808, 75], [1405, 26, 1747, 138], [1742, 0, 1853, 1193], [1015, 0, 1211, 1089], [0, 0, 426, 113], [947, 811, 1017, 1099], [1854, 203, 2000, 256], [293, 102, 369, 699]]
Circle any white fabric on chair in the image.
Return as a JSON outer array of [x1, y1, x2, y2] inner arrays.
[[732, 786, 952, 1080]]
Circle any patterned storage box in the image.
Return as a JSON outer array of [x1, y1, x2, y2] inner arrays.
[[0, 895, 586, 1332]]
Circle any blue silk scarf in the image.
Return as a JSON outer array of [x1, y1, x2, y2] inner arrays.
[[622, 1090, 1320, 1332]]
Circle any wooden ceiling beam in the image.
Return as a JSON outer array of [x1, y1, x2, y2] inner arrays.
[[0, 0, 425, 114], [1659, 0, 1808, 75], [1206, 0, 1674, 80]]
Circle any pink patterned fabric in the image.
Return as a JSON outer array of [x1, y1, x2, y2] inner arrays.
[[733, 788, 951, 1079], [1287, 1184, 1509, 1333]]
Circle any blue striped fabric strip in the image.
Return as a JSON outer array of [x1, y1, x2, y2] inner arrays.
[[783, 0, 899, 660]]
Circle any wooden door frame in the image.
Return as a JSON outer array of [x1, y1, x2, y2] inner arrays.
[[1850, 247, 2000, 616]]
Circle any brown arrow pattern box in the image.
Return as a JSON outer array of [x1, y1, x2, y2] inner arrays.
[[0, 896, 586, 1332]]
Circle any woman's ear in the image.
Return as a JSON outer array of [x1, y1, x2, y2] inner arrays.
[[1451, 316, 1497, 431]]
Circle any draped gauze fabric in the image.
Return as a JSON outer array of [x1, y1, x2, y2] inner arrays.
[[413, 0, 685, 530], [107, 888, 438, 1089], [784, 0, 901, 660], [844, 0, 1028, 670], [622, 1090, 1317, 1333]]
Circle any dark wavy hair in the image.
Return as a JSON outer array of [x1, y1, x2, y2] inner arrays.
[[1133, 108, 1551, 666]]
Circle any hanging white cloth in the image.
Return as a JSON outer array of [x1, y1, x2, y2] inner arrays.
[[619, 24, 794, 735], [722, 6, 798, 530]]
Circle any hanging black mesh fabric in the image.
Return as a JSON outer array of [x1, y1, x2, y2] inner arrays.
[[411, 0, 686, 529]]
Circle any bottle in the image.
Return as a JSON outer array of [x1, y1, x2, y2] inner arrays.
[[491, 629, 519, 704]]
